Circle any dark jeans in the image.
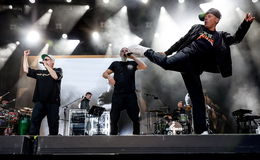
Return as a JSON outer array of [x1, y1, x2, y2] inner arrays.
[[110, 93, 140, 135], [29, 102, 60, 135], [144, 49, 207, 134]]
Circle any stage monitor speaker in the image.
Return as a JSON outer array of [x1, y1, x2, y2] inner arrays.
[[36, 135, 260, 155], [0, 136, 31, 154]]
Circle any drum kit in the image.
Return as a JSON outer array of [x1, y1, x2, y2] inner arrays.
[[0, 105, 32, 135], [150, 106, 193, 135]]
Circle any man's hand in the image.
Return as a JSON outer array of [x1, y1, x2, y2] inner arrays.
[[108, 76, 116, 86], [24, 50, 30, 56], [159, 52, 166, 55], [245, 13, 255, 22], [126, 53, 135, 59]]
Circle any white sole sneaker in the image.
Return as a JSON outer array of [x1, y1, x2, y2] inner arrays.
[[128, 45, 150, 57], [201, 131, 209, 135]]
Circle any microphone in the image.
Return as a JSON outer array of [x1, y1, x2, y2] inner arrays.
[[126, 52, 133, 56], [39, 61, 44, 65], [124, 52, 133, 57]]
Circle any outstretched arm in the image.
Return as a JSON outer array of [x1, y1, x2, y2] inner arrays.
[[223, 13, 255, 45]]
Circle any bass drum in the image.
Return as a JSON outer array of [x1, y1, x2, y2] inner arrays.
[[166, 121, 183, 135]]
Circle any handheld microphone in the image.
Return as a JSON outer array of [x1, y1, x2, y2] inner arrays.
[[126, 52, 133, 56], [39, 61, 44, 65]]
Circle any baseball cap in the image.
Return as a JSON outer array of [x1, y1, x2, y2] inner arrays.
[[41, 54, 55, 61], [198, 8, 221, 21]]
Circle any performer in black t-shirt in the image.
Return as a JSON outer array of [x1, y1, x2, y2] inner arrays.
[[80, 92, 92, 111], [128, 9, 255, 134], [23, 50, 63, 135], [102, 47, 147, 135]]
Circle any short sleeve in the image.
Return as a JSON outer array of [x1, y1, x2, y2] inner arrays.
[[108, 61, 116, 72], [27, 68, 38, 79], [55, 68, 63, 80]]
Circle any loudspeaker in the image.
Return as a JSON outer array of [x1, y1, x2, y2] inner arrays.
[[0, 136, 31, 154]]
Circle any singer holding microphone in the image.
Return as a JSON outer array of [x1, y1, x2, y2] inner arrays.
[[23, 50, 63, 135], [102, 47, 147, 135]]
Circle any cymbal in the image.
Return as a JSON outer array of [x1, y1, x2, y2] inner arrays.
[[148, 110, 163, 113]]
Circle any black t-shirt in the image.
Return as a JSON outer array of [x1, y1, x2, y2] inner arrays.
[[27, 68, 63, 105], [182, 25, 219, 71], [108, 61, 138, 94]]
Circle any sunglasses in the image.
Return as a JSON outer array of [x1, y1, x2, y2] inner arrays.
[[44, 58, 51, 61]]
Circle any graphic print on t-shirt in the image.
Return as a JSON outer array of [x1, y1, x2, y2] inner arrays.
[[196, 31, 214, 46]]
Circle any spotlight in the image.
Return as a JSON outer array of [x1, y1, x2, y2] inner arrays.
[[48, 9, 53, 13], [141, 0, 149, 4], [62, 33, 68, 39], [85, 5, 90, 10], [252, 0, 258, 3], [29, 0, 35, 4], [236, 7, 240, 11], [26, 30, 41, 44], [178, 0, 185, 3], [108, 43, 112, 47], [9, 5, 13, 9], [16, 41, 20, 45], [103, 0, 109, 4], [154, 33, 159, 38], [66, 0, 72, 3], [122, 6, 127, 13], [92, 31, 100, 41], [161, 6, 166, 13]]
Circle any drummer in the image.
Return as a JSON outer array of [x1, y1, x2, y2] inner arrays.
[[172, 101, 186, 121]]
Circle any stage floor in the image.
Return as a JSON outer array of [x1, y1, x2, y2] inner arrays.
[[0, 134, 260, 159]]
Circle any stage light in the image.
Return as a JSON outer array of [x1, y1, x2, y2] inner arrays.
[[106, 43, 113, 55], [160, 6, 166, 13], [122, 6, 127, 13], [92, 31, 100, 41], [85, 5, 90, 10], [16, 41, 20, 45], [9, 5, 13, 9], [0, 43, 18, 70], [53, 40, 80, 55], [154, 33, 159, 38], [178, 0, 185, 4], [252, 0, 258, 3], [62, 34, 68, 39], [33, 9, 53, 29], [66, 0, 72, 3], [141, 0, 149, 4], [236, 7, 241, 12], [103, 0, 109, 4], [29, 0, 35, 4], [152, 6, 181, 51], [26, 30, 41, 44], [102, 4, 142, 55]]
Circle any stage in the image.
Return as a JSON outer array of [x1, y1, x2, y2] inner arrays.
[[0, 134, 260, 159]]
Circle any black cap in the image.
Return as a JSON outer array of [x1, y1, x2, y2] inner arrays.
[[198, 8, 221, 21]]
